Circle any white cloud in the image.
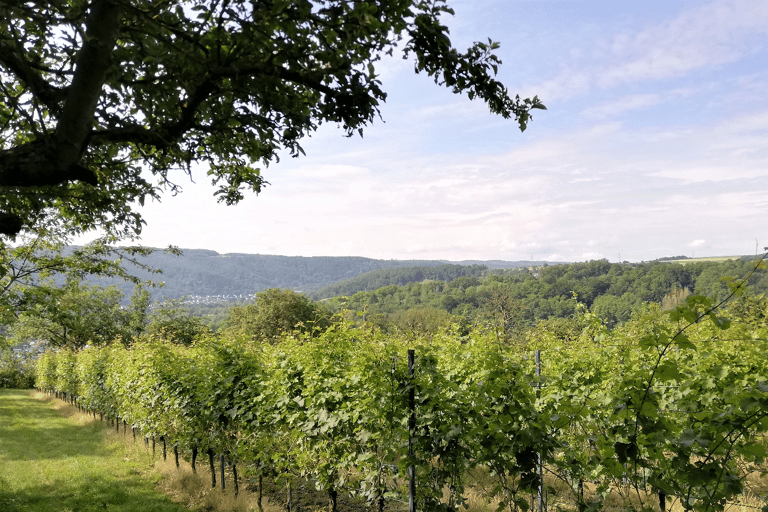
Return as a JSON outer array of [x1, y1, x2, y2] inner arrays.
[[688, 239, 707, 248], [123, 97, 768, 262], [525, 1, 768, 102], [583, 86, 704, 119], [584, 94, 664, 119]]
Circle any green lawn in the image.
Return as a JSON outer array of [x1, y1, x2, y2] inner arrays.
[[0, 389, 193, 512]]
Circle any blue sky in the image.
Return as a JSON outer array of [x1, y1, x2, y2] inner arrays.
[[112, 0, 768, 263]]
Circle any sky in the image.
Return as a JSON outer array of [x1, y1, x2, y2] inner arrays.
[[99, 0, 768, 263]]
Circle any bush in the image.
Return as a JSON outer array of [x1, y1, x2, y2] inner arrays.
[[0, 349, 36, 388]]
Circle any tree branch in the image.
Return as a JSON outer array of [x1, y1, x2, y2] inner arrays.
[[0, 40, 68, 113]]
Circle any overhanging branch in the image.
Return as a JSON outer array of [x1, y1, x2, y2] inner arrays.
[[0, 40, 68, 113]]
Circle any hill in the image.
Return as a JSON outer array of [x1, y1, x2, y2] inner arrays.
[[320, 256, 768, 329], [87, 248, 549, 302], [310, 263, 490, 299]]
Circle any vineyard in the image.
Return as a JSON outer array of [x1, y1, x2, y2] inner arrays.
[[35, 291, 768, 512]]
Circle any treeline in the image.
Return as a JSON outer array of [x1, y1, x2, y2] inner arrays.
[[4, 282, 330, 352], [320, 257, 768, 331], [11, 255, 766, 354], [168, 258, 768, 341], [310, 263, 489, 299]]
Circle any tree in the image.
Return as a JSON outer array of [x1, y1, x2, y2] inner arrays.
[[126, 283, 151, 338], [591, 293, 639, 328], [388, 306, 452, 336], [145, 298, 212, 345], [224, 288, 330, 342], [8, 277, 131, 348], [0, 348, 36, 388], [0, 215, 179, 347], [0, 0, 544, 237], [479, 287, 529, 346], [0, 217, 174, 324]]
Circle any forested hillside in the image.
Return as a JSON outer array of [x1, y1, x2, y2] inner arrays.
[[40, 247, 767, 346], [161, 256, 768, 340], [76, 248, 549, 302], [85, 250, 481, 301], [310, 263, 490, 299], [321, 257, 768, 330]]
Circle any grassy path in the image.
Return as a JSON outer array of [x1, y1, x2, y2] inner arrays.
[[0, 389, 194, 512]]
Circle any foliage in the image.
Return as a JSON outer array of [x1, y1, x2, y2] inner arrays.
[[125, 257, 768, 339], [126, 284, 151, 338], [325, 258, 768, 330], [38, 271, 768, 512], [145, 298, 213, 346], [0, 0, 543, 237], [223, 288, 330, 342], [73, 254, 768, 326], [0, 220, 171, 322], [9, 277, 131, 349], [311, 263, 489, 299], [7, 278, 158, 349], [0, 348, 36, 388], [0, 220, 179, 354], [387, 306, 454, 336], [10, 278, 214, 349]]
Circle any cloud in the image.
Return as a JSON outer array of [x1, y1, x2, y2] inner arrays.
[[119, 95, 768, 262], [582, 87, 703, 119], [583, 94, 665, 119], [524, 1, 768, 102]]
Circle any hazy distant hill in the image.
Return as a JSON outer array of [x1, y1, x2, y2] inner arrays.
[[311, 264, 491, 299], [88, 248, 548, 302]]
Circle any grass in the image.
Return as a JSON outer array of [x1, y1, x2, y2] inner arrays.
[[0, 389, 194, 512], [0, 389, 289, 512], [663, 256, 746, 265], [149, 452, 285, 512]]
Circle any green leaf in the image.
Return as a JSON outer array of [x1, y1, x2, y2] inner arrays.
[[673, 334, 696, 350]]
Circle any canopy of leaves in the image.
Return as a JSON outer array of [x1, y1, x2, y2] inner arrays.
[[0, 348, 36, 388], [224, 288, 330, 341], [311, 263, 488, 299], [9, 277, 131, 349], [145, 298, 212, 345], [325, 257, 768, 329], [0, 0, 544, 237]]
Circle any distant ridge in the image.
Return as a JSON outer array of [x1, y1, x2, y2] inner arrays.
[[310, 263, 489, 299], [85, 248, 555, 302], [451, 260, 555, 269]]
